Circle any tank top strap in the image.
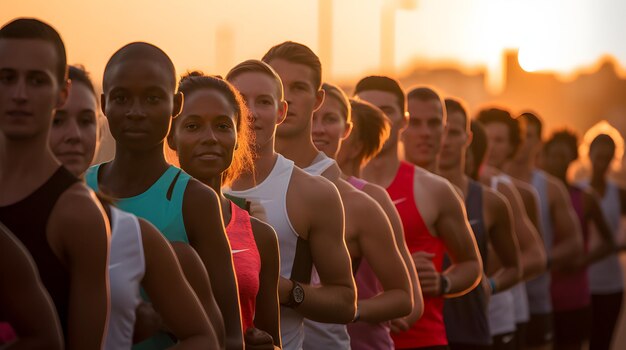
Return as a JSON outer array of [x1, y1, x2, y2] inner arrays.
[[347, 176, 368, 191]]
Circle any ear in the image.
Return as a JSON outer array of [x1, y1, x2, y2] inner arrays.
[[172, 92, 184, 119], [312, 88, 325, 112], [100, 93, 107, 116], [342, 121, 353, 141], [276, 100, 288, 125], [55, 78, 70, 109]]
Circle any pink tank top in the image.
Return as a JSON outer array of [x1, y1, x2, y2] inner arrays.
[[226, 202, 261, 330], [388, 162, 447, 348], [550, 186, 591, 311]]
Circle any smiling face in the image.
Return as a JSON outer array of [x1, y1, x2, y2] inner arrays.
[[170, 88, 237, 182], [266, 58, 323, 139], [49, 82, 99, 177], [228, 71, 286, 151], [101, 59, 179, 152], [0, 38, 67, 141], [402, 97, 444, 168], [312, 94, 350, 158]]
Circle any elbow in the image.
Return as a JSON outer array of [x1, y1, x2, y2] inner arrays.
[[337, 286, 358, 324], [399, 292, 413, 317]]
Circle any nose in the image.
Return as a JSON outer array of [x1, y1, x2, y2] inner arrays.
[[125, 98, 147, 120], [200, 125, 218, 145], [64, 118, 82, 144], [311, 116, 324, 135], [11, 77, 28, 104]]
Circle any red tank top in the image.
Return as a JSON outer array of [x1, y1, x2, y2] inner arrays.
[[387, 162, 447, 348], [550, 186, 591, 311], [226, 202, 261, 330]]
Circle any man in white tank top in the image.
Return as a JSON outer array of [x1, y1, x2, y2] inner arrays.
[[501, 112, 584, 350], [225, 59, 357, 350]]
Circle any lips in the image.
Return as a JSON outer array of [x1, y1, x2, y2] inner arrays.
[[6, 110, 33, 117], [195, 150, 222, 160]]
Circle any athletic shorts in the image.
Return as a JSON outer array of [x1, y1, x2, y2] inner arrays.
[[553, 307, 591, 345], [492, 331, 516, 350], [525, 313, 553, 347]]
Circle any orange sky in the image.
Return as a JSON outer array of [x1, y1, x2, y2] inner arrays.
[[3, 0, 625, 91]]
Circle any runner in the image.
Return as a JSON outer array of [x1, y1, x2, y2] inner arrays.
[[0, 18, 110, 349], [355, 76, 482, 350], [542, 130, 617, 350], [225, 59, 357, 350], [437, 98, 522, 350], [577, 133, 626, 350], [87, 42, 242, 349], [167, 71, 282, 349], [50, 65, 220, 349], [313, 83, 423, 350]]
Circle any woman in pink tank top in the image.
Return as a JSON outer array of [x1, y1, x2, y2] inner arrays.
[[169, 72, 282, 349]]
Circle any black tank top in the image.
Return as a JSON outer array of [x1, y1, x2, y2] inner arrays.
[[0, 166, 78, 335]]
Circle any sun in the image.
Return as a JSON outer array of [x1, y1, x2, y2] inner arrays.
[[518, 46, 541, 73]]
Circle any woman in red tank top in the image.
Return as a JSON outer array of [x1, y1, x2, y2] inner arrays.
[[168, 72, 281, 349]]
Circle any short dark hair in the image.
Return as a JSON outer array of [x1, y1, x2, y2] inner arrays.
[[469, 120, 488, 180], [174, 71, 254, 186], [354, 76, 406, 114], [0, 18, 67, 84], [349, 98, 391, 165], [262, 41, 322, 90], [476, 107, 523, 158], [445, 98, 469, 132], [518, 112, 543, 139], [68, 65, 96, 98], [544, 129, 579, 159], [103, 42, 176, 92], [226, 59, 284, 101], [589, 133, 616, 154]]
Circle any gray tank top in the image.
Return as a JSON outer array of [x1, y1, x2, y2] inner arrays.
[[526, 170, 553, 314], [443, 180, 491, 345]]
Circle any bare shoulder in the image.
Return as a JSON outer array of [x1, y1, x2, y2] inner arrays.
[[290, 166, 341, 206], [249, 216, 279, 252], [362, 182, 391, 202], [184, 178, 220, 207], [52, 183, 107, 234], [414, 167, 460, 200], [483, 185, 510, 214], [543, 172, 569, 198], [138, 217, 169, 252], [512, 178, 540, 202]]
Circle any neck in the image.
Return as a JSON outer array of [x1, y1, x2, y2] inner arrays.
[[275, 126, 319, 168], [437, 163, 466, 189], [362, 143, 401, 187], [338, 158, 362, 179], [591, 171, 606, 187], [107, 143, 170, 181], [548, 168, 568, 185], [1, 135, 58, 181], [232, 138, 278, 190], [422, 159, 437, 174], [504, 155, 534, 180]]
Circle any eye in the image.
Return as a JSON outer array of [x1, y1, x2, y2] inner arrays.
[[0, 71, 15, 84], [146, 95, 161, 104], [28, 74, 48, 86], [184, 123, 199, 131], [52, 116, 64, 126], [79, 114, 96, 127], [112, 95, 128, 104], [218, 122, 233, 130]]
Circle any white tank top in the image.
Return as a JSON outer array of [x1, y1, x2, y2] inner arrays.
[[488, 290, 516, 336], [225, 154, 305, 350], [105, 206, 146, 350], [303, 152, 337, 176], [302, 154, 350, 349], [579, 180, 624, 294]]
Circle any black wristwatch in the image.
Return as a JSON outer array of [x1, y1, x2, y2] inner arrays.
[[439, 274, 451, 296], [283, 280, 305, 308]]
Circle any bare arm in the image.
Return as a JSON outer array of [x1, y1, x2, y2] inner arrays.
[[286, 176, 356, 323], [250, 218, 282, 348], [50, 186, 110, 350], [140, 220, 220, 349], [0, 222, 63, 350], [549, 180, 584, 272], [354, 193, 412, 323], [364, 184, 423, 327], [184, 180, 243, 350], [435, 182, 482, 298], [498, 182, 546, 280], [580, 190, 617, 267], [485, 189, 522, 292]]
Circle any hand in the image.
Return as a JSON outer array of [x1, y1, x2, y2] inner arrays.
[[412, 251, 440, 297], [244, 327, 276, 350], [390, 317, 411, 333], [133, 302, 163, 343]]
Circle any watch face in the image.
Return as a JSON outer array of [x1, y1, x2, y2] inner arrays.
[[293, 285, 305, 303]]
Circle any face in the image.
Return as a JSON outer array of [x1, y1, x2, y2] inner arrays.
[[229, 71, 286, 151], [544, 141, 575, 175], [483, 122, 513, 168], [439, 111, 469, 171], [312, 95, 350, 158], [356, 90, 405, 153], [0, 39, 67, 141], [102, 59, 180, 152], [170, 89, 237, 181], [266, 58, 323, 138], [589, 142, 615, 176], [402, 98, 444, 168], [516, 121, 540, 161], [49, 82, 99, 177]]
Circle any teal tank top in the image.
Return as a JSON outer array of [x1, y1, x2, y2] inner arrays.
[[86, 163, 191, 349], [86, 164, 191, 243]]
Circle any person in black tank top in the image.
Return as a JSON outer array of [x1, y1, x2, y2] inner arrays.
[[0, 18, 110, 348], [438, 98, 522, 350]]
